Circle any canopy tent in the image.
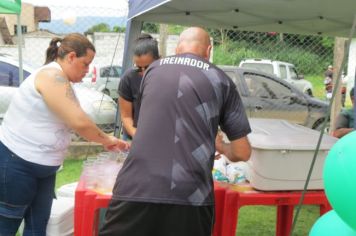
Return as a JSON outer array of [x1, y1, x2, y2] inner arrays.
[[118, 0, 356, 134], [123, 0, 356, 69], [127, 0, 356, 37], [119, 0, 356, 130], [118, 2, 356, 233]]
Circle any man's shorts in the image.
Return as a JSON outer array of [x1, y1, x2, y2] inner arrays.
[[99, 199, 214, 236]]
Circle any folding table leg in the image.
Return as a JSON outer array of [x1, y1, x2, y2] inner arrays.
[[276, 205, 294, 236], [320, 202, 332, 216], [213, 186, 226, 236], [221, 190, 240, 236], [82, 192, 97, 236]]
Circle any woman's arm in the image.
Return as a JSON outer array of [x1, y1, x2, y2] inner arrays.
[[119, 96, 136, 137], [35, 68, 129, 150]]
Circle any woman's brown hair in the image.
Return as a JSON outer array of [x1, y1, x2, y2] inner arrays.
[[44, 33, 96, 65]]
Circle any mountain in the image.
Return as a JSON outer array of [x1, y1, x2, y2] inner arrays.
[[39, 16, 127, 34]]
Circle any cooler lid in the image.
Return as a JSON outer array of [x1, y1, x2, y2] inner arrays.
[[247, 119, 338, 150]]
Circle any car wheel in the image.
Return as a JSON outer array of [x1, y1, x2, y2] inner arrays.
[[103, 89, 110, 96], [313, 119, 330, 133], [305, 89, 313, 97]]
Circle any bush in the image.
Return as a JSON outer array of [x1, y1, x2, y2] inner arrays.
[[213, 40, 332, 76]]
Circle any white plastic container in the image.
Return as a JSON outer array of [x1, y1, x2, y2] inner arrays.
[[245, 118, 338, 191], [57, 182, 78, 198], [46, 197, 74, 236]]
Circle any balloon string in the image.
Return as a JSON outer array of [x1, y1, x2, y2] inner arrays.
[[290, 14, 356, 236]]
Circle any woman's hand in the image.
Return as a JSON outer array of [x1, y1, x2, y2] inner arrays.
[[104, 136, 130, 152]]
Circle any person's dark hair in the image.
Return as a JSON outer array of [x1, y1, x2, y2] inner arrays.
[[133, 33, 159, 59], [350, 87, 354, 98], [44, 33, 96, 65]]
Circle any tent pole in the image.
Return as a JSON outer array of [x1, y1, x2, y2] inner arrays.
[[122, 19, 143, 72], [17, 13, 24, 84], [114, 19, 143, 137]]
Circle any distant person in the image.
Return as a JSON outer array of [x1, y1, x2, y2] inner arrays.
[[0, 33, 129, 235], [118, 34, 159, 140], [324, 65, 333, 100], [341, 71, 348, 107], [333, 87, 355, 138], [100, 27, 251, 236]]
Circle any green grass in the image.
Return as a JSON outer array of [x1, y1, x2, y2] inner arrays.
[[305, 74, 353, 108], [55, 158, 83, 189], [304, 75, 325, 100], [236, 205, 319, 236]]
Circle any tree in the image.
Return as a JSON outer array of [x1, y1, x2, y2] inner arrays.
[[113, 25, 126, 33], [85, 23, 111, 34], [142, 22, 159, 33]]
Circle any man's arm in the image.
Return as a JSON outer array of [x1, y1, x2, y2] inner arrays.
[[215, 132, 251, 162], [333, 113, 353, 138], [333, 128, 354, 138], [119, 96, 136, 137]]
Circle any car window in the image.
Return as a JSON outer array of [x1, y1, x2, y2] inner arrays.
[[279, 65, 287, 80], [240, 63, 274, 75], [243, 73, 293, 99], [290, 67, 298, 80], [0, 61, 30, 87], [224, 70, 245, 95], [100, 66, 122, 78]]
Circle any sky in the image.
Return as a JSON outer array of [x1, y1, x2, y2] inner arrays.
[[22, 0, 129, 19]]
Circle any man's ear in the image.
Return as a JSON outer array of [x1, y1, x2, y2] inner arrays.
[[175, 46, 179, 54], [205, 45, 212, 61]]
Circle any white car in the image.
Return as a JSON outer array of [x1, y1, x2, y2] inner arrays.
[[239, 58, 314, 96], [0, 54, 117, 133], [81, 64, 122, 100]]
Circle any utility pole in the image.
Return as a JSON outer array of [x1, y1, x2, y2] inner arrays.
[[330, 37, 347, 134], [159, 24, 168, 57]]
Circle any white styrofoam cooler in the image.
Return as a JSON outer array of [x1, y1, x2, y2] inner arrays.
[[245, 118, 338, 191], [57, 182, 78, 198], [46, 197, 74, 236], [18, 197, 74, 236]]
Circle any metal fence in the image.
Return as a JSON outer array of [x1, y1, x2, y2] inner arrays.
[[0, 3, 353, 140]]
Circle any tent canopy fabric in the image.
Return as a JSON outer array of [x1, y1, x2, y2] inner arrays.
[[117, 0, 356, 135], [128, 0, 356, 37], [0, 0, 21, 14]]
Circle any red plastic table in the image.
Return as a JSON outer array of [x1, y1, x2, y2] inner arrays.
[[74, 178, 227, 236], [220, 183, 332, 236], [74, 177, 112, 236]]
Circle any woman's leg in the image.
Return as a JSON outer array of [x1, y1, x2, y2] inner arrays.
[[0, 142, 36, 235], [23, 173, 56, 236], [0, 141, 59, 236]]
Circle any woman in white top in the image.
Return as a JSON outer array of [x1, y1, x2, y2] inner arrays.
[[0, 33, 129, 236]]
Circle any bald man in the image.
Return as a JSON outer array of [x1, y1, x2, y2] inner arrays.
[[100, 27, 251, 236]]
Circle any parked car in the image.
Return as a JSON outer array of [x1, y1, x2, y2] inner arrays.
[[81, 64, 122, 100], [0, 54, 117, 134], [239, 58, 314, 96], [219, 66, 329, 130]]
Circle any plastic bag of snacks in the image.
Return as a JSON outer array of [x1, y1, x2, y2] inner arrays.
[[212, 155, 247, 184]]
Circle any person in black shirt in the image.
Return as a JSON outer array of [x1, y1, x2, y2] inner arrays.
[[333, 87, 355, 138], [100, 27, 251, 236], [118, 34, 159, 140]]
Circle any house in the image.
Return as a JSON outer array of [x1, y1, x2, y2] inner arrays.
[[0, 2, 50, 45]]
